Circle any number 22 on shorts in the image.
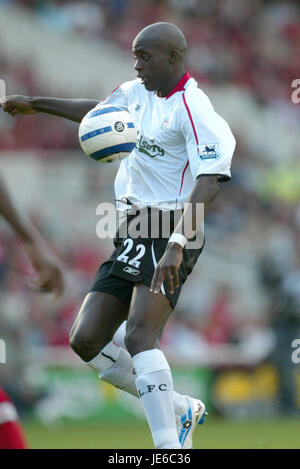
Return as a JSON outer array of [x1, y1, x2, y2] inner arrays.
[[117, 238, 146, 268]]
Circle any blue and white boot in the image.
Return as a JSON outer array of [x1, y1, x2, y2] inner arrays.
[[176, 397, 207, 449]]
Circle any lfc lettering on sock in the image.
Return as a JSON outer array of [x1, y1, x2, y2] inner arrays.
[[137, 383, 168, 397]]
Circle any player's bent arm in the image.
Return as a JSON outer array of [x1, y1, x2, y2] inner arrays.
[[32, 97, 98, 122], [150, 175, 218, 294], [0, 96, 98, 123], [171, 174, 219, 242]]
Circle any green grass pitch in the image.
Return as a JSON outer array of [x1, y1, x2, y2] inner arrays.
[[24, 417, 300, 449]]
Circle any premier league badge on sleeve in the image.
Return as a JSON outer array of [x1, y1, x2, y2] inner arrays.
[[198, 144, 220, 159]]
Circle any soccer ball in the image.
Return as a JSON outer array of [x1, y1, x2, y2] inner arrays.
[[78, 104, 137, 163]]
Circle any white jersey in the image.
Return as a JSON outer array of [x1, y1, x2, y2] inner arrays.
[[95, 73, 236, 211]]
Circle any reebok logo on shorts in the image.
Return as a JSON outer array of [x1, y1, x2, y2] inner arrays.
[[123, 266, 140, 276]]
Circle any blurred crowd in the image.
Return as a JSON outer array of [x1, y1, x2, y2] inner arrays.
[[0, 0, 299, 415], [1, 0, 299, 146], [0, 0, 298, 103]]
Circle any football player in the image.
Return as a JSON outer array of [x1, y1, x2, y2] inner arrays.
[[1, 22, 235, 449]]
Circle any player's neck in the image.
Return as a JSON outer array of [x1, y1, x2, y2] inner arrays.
[[156, 69, 186, 98]]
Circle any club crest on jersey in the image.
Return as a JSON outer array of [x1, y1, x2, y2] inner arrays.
[[160, 117, 170, 130], [198, 144, 220, 160]]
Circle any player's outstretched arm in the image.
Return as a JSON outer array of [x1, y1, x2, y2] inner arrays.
[[0, 174, 65, 297], [0, 96, 98, 123], [151, 175, 219, 294]]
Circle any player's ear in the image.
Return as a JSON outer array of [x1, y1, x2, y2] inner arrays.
[[169, 50, 179, 64]]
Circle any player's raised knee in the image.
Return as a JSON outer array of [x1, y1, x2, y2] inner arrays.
[[69, 325, 101, 362]]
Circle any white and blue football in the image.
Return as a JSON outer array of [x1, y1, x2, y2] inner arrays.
[[79, 104, 137, 163]]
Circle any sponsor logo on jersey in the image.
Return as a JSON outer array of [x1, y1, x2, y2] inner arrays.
[[198, 143, 220, 159], [135, 104, 141, 112], [123, 266, 140, 275], [137, 135, 165, 158]]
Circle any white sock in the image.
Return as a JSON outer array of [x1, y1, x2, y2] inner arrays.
[[87, 341, 138, 396], [87, 321, 188, 413], [113, 322, 187, 413], [112, 320, 127, 350], [133, 349, 181, 449]]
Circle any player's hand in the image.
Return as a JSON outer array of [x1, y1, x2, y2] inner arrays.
[[23, 240, 65, 299], [0, 95, 37, 116], [150, 242, 183, 295]]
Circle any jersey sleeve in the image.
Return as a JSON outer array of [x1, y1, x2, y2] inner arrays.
[[95, 82, 130, 111], [181, 89, 236, 182]]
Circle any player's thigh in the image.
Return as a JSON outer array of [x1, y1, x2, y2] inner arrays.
[[70, 291, 129, 351], [125, 283, 173, 353]]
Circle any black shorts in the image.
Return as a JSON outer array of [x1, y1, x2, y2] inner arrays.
[[90, 207, 205, 309]]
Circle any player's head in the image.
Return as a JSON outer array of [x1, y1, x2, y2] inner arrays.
[[133, 22, 187, 95]]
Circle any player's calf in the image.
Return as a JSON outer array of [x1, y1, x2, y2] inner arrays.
[[124, 323, 160, 357]]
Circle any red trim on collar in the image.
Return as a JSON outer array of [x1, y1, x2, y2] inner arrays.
[[165, 72, 191, 100]]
